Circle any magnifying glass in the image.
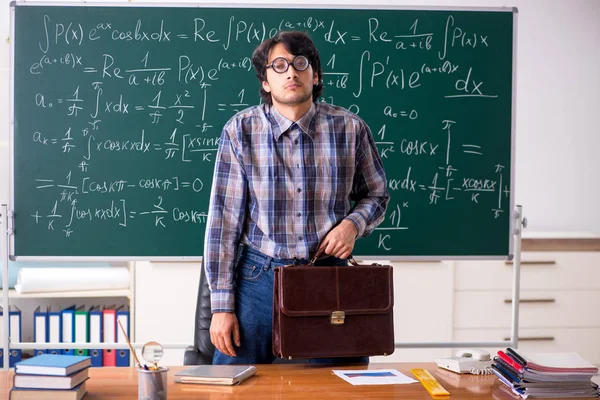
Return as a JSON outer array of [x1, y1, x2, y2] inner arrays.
[[141, 341, 164, 370]]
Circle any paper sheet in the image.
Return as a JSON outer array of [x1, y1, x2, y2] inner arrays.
[[332, 369, 418, 386]]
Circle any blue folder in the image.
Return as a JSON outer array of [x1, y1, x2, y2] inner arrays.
[[88, 306, 103, 367], [33, 306, 48, 357], [9, 307, 23, 366], [115, 306, 130, 367], [61, 306, 76, 356], [47, 307, 62, 355]]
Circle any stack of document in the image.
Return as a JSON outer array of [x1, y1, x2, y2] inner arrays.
[[492, 348, 599, 398]]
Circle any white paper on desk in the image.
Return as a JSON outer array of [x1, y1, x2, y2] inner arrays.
[[332, 369, 418, 386]]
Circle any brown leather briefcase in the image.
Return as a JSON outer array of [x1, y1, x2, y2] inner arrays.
[[272, 259, 394, 359]]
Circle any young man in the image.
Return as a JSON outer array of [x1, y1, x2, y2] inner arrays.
[[204, 31, 389, 365]]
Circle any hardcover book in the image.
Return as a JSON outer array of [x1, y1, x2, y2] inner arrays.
[[14, 354, 91, 376], [9, 382, 87, 400], [13, 368, 89, 389]]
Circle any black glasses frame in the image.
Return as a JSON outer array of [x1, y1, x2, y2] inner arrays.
[[266, 55, 310, 74]]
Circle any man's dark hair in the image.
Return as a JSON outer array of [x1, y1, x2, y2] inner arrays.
[[251, 31, 323, 105]]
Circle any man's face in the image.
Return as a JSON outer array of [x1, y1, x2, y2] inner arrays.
[[262, 43, 319, 109]]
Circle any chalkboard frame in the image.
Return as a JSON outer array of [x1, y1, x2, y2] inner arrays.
[[8, 2, 518, 261]]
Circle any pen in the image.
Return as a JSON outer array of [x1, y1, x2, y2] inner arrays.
[[497, 351, 524, 372], [117, 319, 144, 369], [506, 348, 527, 366]]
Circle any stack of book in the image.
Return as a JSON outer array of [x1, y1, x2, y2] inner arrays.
[[10, 354, 91, 400], [492, 348, 600, 398]]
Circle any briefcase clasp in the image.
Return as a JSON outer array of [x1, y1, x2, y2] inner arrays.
[[330, 310, 345, 325]]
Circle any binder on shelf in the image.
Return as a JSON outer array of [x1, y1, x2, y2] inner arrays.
[[47, 307, 62, 355], [33, 306, 48, 357], [61, 305, 76, 356], [102, 305, 117, 366], [9, 306, 22, 366], [88, 305, 103, 367], [74, 306, 89, 357], [116, 306, 130, 367], [0, 307, 4, 366]]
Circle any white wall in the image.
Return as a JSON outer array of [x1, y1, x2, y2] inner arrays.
[[1, 0, 599, 234]]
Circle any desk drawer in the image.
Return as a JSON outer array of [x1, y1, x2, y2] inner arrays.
[[455, 252, 600, 291], [454, 290, 600, 329], [453, 328, 600, 366]]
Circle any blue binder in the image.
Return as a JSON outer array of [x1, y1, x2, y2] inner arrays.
[[0, 307, 3, 366], [74, 306, 89, 357], [47, 307, 63, 355], [116, 306, 130, 367], [61, 305, 76, 356], [9, 306, 22, 367], [33, 306, 48, 357], [88, 305, 103, 367]]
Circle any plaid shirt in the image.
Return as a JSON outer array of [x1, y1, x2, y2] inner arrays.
[[204, 102, 389, 312]]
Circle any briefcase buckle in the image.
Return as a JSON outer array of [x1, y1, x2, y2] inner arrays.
[[330, 311, 345, 325]]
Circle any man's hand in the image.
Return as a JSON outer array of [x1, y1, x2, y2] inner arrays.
[[316, 219, 358, 260], [210, 312, 240, 357]]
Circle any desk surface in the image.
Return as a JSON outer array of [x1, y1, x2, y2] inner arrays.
[[0, 363, 521, 400]]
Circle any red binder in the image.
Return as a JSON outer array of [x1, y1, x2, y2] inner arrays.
[[102, 307, 117, 366]]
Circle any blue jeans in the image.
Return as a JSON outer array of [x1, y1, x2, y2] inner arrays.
[[213, 245, 369, 365]]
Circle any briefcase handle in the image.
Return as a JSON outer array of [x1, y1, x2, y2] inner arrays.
[[308, 249, 360, 267]]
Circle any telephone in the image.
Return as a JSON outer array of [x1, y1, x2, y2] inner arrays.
[[455, 349, 491, 361], [435, 349, 493, 374]]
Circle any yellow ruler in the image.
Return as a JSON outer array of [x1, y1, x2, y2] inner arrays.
[[411, 368, 450, 398]]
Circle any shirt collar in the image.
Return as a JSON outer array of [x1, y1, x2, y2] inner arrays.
[[269, 103, 317, 141]]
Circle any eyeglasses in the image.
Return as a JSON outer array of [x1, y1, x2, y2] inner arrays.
[[266, 55, 310, 74]]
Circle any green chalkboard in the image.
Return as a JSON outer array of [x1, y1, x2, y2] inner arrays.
[[11, 4, 516, 259]]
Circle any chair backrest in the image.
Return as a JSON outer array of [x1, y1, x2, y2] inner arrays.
[[192, 258, 305, 365], [192, 260, 216, 364]]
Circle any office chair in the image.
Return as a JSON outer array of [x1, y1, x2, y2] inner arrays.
[[183, 260, 305, 365], [183, 260, 215, 365]]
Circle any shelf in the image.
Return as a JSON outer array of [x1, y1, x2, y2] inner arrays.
[[10, 342, 188, 350], [0, 289, 131, 299]]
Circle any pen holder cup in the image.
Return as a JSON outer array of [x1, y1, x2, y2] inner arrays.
[[137, 366, 168, 400]]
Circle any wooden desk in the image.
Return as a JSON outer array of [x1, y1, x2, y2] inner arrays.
[[0, 363, 518, 399]]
